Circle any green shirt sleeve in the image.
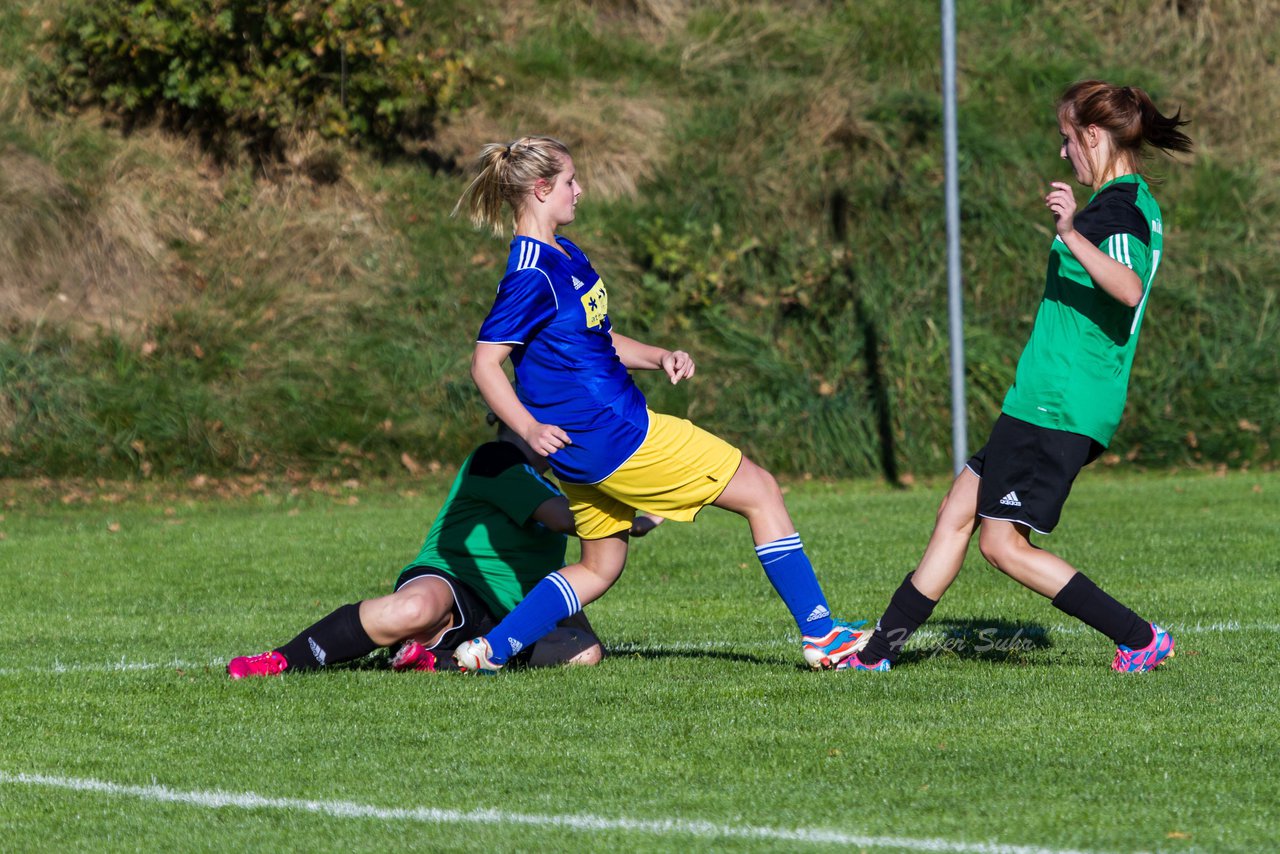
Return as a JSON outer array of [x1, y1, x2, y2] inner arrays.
[[1100, 231, 1151, 286], [465, 459, 561, 526]]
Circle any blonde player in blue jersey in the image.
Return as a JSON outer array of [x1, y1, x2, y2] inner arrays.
[[843, 81, 1193, 673], [449, 135, 866, 673]]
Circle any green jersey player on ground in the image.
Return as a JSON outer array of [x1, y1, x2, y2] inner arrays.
[[226, 415, 658, 678], [844, 80, 1193, 673]]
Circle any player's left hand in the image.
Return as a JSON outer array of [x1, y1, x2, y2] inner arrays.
[[628, 514, 664, 537], [661, 350, 695, 385], [1045, 181, 1077, 236]]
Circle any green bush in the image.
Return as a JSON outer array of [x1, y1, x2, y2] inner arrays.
[[29, 0, 481, 159]]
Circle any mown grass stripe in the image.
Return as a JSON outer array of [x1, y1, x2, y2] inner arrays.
[[0, 770, 1101, 854]]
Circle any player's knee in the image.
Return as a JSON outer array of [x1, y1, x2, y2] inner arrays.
[[935, 478, 978, 535], [757, 462, 783, 498], [564, 642, 603, 667], [764, 476, 785, 510], [977, 526, 1023, 570], [390, 590, 443, 634], [528, 627, 603, 667], [935, 497, 973, 536], [977, 528, 1006, 568], [740, 458, 784, 508], [579, 537, 629, 584]]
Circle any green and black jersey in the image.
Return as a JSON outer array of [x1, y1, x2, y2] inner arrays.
[[1002, 174, 1163, 446], [400, 441, 566, 617]]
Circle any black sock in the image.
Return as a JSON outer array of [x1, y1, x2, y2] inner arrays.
[[1051, 573, 1152, 648], [860, 573, 938, 665], [275, 603, 378, 671]]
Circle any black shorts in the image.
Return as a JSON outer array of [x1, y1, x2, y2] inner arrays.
[[393, 567, 500, 653], [967, 414, 1103, 535]]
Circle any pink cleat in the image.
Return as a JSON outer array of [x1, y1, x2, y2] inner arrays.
[[227, 650, 288, 679], [1112, 623, 1175, 673], [390, 640, 438, 673]]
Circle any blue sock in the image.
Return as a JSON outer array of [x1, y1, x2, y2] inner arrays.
[[483, 571, 581, 665], [755, 533, 834, 637]]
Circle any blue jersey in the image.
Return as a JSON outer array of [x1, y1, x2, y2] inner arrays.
[[476, 235, 649, 484]]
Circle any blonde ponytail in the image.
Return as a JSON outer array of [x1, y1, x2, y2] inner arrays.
[[452, 136, 572, 236]]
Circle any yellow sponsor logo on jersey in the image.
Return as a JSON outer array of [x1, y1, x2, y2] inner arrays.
[[581, 280, 607, 328]]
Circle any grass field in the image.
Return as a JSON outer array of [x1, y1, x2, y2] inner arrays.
[[1, 469, 1277, 852]]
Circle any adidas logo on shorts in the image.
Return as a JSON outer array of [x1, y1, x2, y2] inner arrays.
[[999, 491, 1023, 507]]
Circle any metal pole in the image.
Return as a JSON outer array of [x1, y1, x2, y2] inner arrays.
[[941, 0, 967, 473]]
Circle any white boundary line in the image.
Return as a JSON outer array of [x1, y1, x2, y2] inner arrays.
[[0, 621, 1272, 676], [0, 770, 1102, 854], [0, 658, 221, 677]]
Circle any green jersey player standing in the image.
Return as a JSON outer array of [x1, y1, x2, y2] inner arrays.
[[845, 80, 1193, 673]]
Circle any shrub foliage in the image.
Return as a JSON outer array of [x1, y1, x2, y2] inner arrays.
[[30, 0, 478, 159]]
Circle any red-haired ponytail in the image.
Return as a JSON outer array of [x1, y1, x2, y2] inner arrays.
[[1058, 81, 1192, 180]]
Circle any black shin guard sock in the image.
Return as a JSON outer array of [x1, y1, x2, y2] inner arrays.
[[860, 573, 939, 665], [1051, 573, 1152, 648], [275, 602, 378, 671]]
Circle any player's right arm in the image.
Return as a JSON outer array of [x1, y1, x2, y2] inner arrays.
[[530, 495, 575, 534], [1045, 181, 1144, 307], [474, 269, 572, 457], [471, 343, 571, 457]]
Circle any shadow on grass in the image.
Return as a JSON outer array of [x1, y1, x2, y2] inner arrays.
[[896, 617, 1055, 666], [336, 646, 777, 674], [602, 646, 773, 666], [308, 622, 1056, 674]]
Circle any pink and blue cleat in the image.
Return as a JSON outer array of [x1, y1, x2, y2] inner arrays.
[[802, 619, 869, 670], [1112, 623, 1175, 673], [835, 653, 891, 671]]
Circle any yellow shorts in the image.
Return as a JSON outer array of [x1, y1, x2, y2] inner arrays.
[[559, 411, 743, 540]]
